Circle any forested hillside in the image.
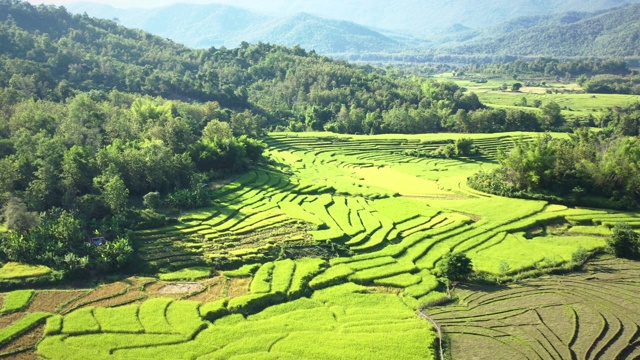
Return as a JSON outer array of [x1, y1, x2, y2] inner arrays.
[[447, 4, 640, 57], [5, 0, 563, 136], [68, 1, 640, 63]]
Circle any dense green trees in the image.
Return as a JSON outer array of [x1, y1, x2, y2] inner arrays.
[[0, 91, 266, 275], [465, 58, 631, 78], [0, 1, 573, 136], [607, 223, 640, 260], [469, 116, 640, 209], [437, 252, 473, 282]]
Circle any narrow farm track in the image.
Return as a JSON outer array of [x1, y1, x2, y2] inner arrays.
[[430, 259, 640, 360]]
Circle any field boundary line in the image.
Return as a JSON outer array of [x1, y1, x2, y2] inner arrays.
[[418, 308, 445, 360]]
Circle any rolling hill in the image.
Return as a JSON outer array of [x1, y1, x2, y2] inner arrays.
[[66, 0, 640, 59], [445, 4, 640, 57], [66, 3, 400, 53]]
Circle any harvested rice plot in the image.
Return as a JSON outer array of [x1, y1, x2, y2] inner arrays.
[[430, 258, 640, 360]]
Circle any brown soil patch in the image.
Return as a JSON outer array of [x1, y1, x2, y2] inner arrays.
[[145, 282, 184, 300], [0, 349, 38, 359], [158, 283, 204, 294], [0, 313, 24, 328], [60, 281, 129, 313], [366, 286, 402, 295], [187, 281, 224, 303], [27, 291, 87, 313], [0, 324, 43, 356], [90, 289, 144, 308], [90, 278, 154, 308], [225, 278, 250, 298]]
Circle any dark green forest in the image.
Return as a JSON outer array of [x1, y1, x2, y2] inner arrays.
[[469, 103, 640, 210]]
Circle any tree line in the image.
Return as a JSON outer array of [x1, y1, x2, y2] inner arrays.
[[469, 104, 640, 210]]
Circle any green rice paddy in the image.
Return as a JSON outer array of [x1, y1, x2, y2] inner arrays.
[[2, 131, 639, 359]]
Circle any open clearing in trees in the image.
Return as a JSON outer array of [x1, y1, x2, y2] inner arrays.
[[1, 132, 639, 359]]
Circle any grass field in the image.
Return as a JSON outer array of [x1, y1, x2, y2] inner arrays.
[[431, 73, 640, 120], [0, 131, 638, 359]]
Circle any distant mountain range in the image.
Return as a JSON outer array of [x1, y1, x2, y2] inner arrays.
[[445, 4, 640, 57], [66, 3, 401, 54], [67, 1, 640, 59], [130, 0, 640, 37]]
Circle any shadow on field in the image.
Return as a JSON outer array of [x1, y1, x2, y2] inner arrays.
[[455, 282, 510, 293]]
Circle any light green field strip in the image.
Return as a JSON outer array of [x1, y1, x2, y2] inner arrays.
[[61, 308, 100, 335], [327, 197, 361, 236], [287, 258, 326, 297], [309, 264, 355, 290], [270, 259, 296, 294], [165, 300, 204, 338], [0, 262, 53, 280], [158, 267, 211, 281], [94, 305, 144, 333], [348, 261, 418, 284], [374, 273, 422, 288], [0, 290, 35, 314], [250, 262, 275, 294], [0, 312, 51, 347], [278, 202, 323, 226], [138, 298, 175, 334], [403, 272, 440, 298]]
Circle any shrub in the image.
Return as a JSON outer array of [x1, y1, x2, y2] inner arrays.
[[143, 192, 162, 211], [166, 188, 209, 210], [2, 196, 39, 231], [437, 252, 473, 282], [607, 223, 640, 259], [571, 247, 589, 265]]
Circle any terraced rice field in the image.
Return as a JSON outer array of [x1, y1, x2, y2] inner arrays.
[[2, 132, 639, 359], [431, 258, 640, 360]]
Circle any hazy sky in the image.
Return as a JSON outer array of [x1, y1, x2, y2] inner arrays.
[[27, 0, 221, 8], [25, 0, 300, 11]]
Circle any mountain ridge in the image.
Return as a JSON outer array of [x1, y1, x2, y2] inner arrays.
[[66, 2, 400, 53]]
